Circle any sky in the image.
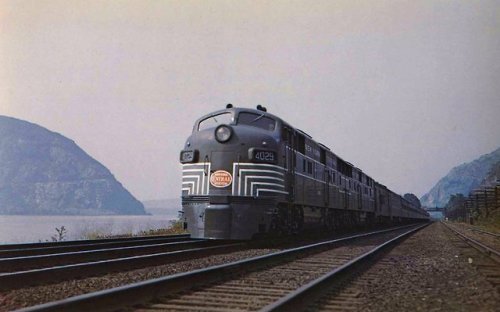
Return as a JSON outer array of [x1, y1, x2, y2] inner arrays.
[[1, 0, 499, 201]]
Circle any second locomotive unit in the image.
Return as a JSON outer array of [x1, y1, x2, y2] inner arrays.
[[180, 105, 428, 239]]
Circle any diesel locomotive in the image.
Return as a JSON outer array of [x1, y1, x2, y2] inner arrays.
[[180, 105, 429, 239]]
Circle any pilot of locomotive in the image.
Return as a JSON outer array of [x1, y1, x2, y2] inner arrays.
[[180, 104, 289, 239]]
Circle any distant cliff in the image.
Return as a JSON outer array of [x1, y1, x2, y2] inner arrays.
[[420, 147, 500, 208], [0, 115, 146, 215], [480, 161, 500, 188]]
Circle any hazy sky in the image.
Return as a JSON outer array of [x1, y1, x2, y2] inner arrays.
[[1, 1, 499, 201]]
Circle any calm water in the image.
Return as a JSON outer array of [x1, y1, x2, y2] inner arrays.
[[0, 215, 177, 244]]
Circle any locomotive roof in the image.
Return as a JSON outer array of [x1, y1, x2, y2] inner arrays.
[[197, 106, 389, 191], [196, 106, 287, 125], [197, 106, 372, 173]]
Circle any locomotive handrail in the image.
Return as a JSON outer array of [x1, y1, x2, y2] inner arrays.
[[203, 155, 209, 176]]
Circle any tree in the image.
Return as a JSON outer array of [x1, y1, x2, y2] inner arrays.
[[444, 194, 467, 221]]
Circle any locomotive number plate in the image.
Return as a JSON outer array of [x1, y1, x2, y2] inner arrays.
[[180, 150, 196, 163], [250, 149, 277, 164]]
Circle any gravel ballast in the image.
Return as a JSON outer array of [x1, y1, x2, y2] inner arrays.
[[0, 248, 278, 311], [320, 222, 499, 311]]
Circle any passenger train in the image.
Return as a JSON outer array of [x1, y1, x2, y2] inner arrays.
[[180, 105, 429, 239]]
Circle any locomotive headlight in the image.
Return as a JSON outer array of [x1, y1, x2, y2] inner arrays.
[[215, 125, 232, 143]]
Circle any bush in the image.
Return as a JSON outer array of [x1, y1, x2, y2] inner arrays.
[[79, 219, 187, 240], [51, 226, 67, 241], [137, 220, 187, 236]]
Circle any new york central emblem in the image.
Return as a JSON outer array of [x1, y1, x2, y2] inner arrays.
[[210, 170, 233, 188]]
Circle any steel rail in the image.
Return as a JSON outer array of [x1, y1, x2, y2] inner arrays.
[[469, 227, 500, 238], [0, 234, 189, 250], [17, 223, 424, 312], [0, 242, 244, 291], [0, 239, 223, 272], [259, 223, 429, 312], [442, 221, 500, 262], [0, 235, 192, 258]]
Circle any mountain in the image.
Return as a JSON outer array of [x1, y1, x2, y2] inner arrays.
[[421, 147, 500, 208], [0, 115, 146, 215], [480, 161, 500, 188]]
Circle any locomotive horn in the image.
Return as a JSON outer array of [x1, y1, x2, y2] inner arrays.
[[256, 105, 267, 112], [226, 103, 233, 109]]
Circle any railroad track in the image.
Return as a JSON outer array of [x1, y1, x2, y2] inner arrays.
[[441, 221, 500, 291], [470, 227, 500, 238], [18, 223, 428, 312], [0, 239, 244, 291], [442, 222, 500, 239], [0, 234, 191, 258], [304, 260, 389, 311], [441, 222, 500, 263], [0, 239, 230, 273]]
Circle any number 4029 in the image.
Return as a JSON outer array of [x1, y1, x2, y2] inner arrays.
[[255, 151, 274, 161]]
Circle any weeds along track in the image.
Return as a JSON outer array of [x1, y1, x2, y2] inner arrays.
[[18, 223, 428, 312], [0, 236, 244, 291]]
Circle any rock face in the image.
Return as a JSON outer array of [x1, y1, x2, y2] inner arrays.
[[420, 147, 500, 208], [480, 161, 500, 188], [0, 115, 146, 215]]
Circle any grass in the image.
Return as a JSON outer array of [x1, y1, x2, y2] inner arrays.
[[451, 209, 500, 234], [473, 209, 500, 233], [80, 219, 187, 240], [136, 220, 187, 236]]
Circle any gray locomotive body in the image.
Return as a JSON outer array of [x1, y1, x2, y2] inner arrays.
[[180, 105, 429, 239]]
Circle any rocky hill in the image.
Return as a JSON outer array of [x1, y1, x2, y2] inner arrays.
[[420, 147, 500, 208], [480, 161, 500, 188], [0, 115, 146, 215]]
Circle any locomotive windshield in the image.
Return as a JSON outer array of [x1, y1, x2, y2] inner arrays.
[[237, 112, 276, 131], [198, 112, 233, 131]]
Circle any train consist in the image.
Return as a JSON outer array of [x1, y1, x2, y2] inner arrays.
[[180, 105, 429, 239]]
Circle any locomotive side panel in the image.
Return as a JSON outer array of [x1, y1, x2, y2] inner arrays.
[[375, 183, 391, 219], [294, 153, 306, 205], [390, 191, 403, 219]]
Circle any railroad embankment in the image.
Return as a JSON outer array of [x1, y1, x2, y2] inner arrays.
[[352, 222, 499, 311]]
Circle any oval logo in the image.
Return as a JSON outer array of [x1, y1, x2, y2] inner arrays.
[[210, 170, 233, 188]]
